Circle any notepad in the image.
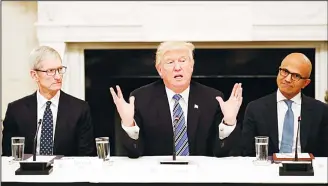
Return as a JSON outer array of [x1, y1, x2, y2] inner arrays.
[[275, 153, 311, 159], [273, 153, 314, 162]]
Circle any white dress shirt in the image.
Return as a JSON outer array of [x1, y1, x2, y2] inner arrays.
[[36, 90, 60, 155], [122, 86, 236, 140], [277, 89, 302, 153]]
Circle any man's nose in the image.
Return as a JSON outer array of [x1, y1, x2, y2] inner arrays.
[[173, 62, 182, 71], [285, 74, 292, 82], [54, 71, 62, 80]]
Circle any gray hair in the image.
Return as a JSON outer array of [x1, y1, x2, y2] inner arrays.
[[155, 41, 195, 67], [29, 46, 62, 70]]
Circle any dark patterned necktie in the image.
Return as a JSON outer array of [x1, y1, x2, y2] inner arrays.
[[172, 94, 189, 156], [40, 101, 54, 155]]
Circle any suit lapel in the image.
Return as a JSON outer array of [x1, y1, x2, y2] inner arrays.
[[25, 92, 38, 144], [53, 91, 69, 154], [300, 94, 313, 151], [154, 82, 175, 143], [186, 82, 200, 153], [265, 92, 279, 151]]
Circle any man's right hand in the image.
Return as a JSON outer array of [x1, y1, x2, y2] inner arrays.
[[110, 85, 135, 127]]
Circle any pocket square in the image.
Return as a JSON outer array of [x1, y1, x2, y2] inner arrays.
[[194, 104, 198, 109]]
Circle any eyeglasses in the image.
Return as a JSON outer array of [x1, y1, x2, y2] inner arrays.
[[35, 66, 67, 76], [279, 68, 308, 81]]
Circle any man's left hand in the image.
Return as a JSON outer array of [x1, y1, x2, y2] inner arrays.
[[216, 83, 243, 125]]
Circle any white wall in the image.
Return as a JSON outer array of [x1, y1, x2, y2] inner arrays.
[[1, 1, 328, 120], [36, 1, 327, 42], [34, 1, 328, 102], [1, 1, 39, 119]]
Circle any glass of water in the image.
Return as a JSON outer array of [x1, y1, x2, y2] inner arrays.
[[95, 137, 110, 161], [253, 136, 270, 165], [11, 137, 25, 161]]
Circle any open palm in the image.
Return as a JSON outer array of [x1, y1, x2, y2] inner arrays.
[[110, 85, 135, 127], [216, 83, 243, 125]]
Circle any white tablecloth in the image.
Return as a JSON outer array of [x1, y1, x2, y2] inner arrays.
[[1, 156, 327, 183]]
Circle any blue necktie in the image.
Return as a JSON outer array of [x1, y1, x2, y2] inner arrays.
[[172, 94, 189, 156], [280, 100, 294, 153], [40, 101, 54, 155]]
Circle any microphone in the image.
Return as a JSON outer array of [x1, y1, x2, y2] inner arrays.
[[159, 116, 188, 165], [172, 117, 179, 161], [15, 119, 54, 175], [33, 119, 42, 161], [294, 116, 301, 161], [278, 115, 314, 176]]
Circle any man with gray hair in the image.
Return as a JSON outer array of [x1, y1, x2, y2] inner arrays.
[[2, 46, 96, 157], [110, 41, 242, 158]]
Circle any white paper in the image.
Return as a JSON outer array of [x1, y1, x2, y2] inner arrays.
[[53, 158, 104, 170], [275, 153, 311, 159], [25, 156, 56, 162]]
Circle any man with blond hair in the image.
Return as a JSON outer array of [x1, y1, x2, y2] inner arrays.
[[241, 53, 328, 157], [110, 41, 242, 158], [2, 46, 96, 157]]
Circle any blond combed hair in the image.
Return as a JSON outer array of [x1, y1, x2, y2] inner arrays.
[[155, 41, 195, 67], [29, 46, 62, 70]]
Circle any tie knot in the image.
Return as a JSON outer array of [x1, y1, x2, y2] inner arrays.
[[284, 100, 293, 109], [46, 101, 52, 108], [173, 94, 182, 101]]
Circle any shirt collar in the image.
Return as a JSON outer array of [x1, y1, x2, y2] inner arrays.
[[277, 89, 302, 105], [37, 90, 61, 109], [165, 86, 190, 103]]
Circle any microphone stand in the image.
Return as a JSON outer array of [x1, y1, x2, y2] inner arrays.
[[160, 117, 188, 165], [15, 119, 54, 175], [294, 116, 301, 161], [279, 116, 314, 176], [33, 119, 43, 161], [172, 117, 177, 161]]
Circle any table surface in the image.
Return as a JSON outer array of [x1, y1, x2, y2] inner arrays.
[[1, 156, 327, 184]]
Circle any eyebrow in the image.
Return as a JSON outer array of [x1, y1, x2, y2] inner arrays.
[[282, 68, 301, 75], [47, 66, 64, 69], [164, 56, 188, 60]]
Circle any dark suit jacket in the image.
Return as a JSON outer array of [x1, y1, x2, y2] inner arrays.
[[2, 90, 96, 157], [119, 80, 241, 158], [241, 92, 328, 157]]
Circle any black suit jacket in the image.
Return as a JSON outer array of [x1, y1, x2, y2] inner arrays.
[[119, 80, 241, 158], [2, 90, 96, 157], [241, 92, 328, 157]]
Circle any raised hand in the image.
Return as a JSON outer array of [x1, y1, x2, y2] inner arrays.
[[216, 83, 243, 125], [109, 85, 135, 127]]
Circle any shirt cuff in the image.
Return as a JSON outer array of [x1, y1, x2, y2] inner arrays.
[[121, 121, 140, 140], [218, 120, 236, 140]]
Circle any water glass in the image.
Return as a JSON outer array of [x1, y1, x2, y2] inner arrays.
[[11, 137, 25, 161], [95, 137, 110, 161], [254, 136, 270, 165]]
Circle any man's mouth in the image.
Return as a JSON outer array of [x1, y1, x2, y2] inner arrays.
[[174, 75, 183, 80], [281, 83, 292, 87]]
